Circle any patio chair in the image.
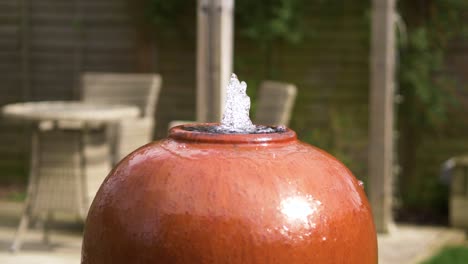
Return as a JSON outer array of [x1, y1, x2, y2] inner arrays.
[[441, 155, 468, 229], [167, 80, 297, 130], [82, 73, 162, 162], [10, 73, 162, 252], [10, 126, 112, 252], [254, 80, 297, 126]]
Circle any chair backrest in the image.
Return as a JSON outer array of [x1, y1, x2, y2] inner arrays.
[[81, 73, 162, 117], [254, 80, 297, 126]]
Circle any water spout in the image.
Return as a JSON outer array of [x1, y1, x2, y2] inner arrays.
[[182, 73, 285, 134], [218, 74, 256, 133]]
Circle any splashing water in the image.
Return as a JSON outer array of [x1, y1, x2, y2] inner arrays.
[[183, 73, 285, 134], [217, 74, 256, 133]]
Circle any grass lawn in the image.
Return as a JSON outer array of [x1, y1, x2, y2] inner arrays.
[[421, 245, 468, 264]]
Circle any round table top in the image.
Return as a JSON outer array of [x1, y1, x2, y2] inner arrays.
[[2, 101, 140, 123]]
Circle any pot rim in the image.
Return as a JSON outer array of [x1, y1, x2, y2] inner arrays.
[[169, 123, 297, 144]]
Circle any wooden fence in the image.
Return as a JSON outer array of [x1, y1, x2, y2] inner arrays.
[[0, 0, 467, 215], [0, 0, 142, 181]]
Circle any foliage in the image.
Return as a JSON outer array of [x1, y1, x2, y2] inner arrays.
[[0, 163, 27, 185], [7, 190, 26, 202], [235, 0, 305, 44], [137, 0, 195, 36], [396, 0, 468, 213], [142, 0, 306, 43], [302, 107, 368, 182], [398, 0, 468, 130], [146, 1, 187, 27], [141, 0, 309, 77], [421, 246, 468, 264]]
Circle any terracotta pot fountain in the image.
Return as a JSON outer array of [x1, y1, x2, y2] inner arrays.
[[81, 75, 377, 264]]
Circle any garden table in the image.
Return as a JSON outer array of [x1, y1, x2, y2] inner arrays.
[[3, 101, 139, 122], [2, 101, 140, 252]]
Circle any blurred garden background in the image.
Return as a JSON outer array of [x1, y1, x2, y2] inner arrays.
[[0, 0, 467, 263]]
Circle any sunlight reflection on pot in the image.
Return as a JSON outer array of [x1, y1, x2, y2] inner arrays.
[[280, 195, 322, 224]]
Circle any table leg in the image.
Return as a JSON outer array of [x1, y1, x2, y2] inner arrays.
[[107, 122, 119, 166], [42, 211, 53, 245], [77, 126, 88, 219], [10, 127, 40, 253]]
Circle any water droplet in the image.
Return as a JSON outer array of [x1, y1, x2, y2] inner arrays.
[[358, 180, 364, 188]]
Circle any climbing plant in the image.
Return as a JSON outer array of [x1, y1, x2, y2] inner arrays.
[[398, 0, 468, 130], [397, 0, 468, 211], [138, 0, 310, 79], [235, 0, 305, 44], [235, 0, 306, 78], [141, 0, 306, 43]]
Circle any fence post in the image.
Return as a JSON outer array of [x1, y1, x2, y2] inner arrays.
[[369, 0, 396, 233], [196, 0, 234, 122]]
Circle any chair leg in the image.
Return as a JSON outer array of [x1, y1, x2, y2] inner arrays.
[[11, 128, 40, 253], [10, 205, 31, 253], [43, 211, 53, 246]]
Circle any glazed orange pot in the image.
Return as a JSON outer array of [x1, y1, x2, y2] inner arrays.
[[81, 124, 377, 264]]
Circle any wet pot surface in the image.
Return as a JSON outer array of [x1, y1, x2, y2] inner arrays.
[[82, 125, 377, 264]]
